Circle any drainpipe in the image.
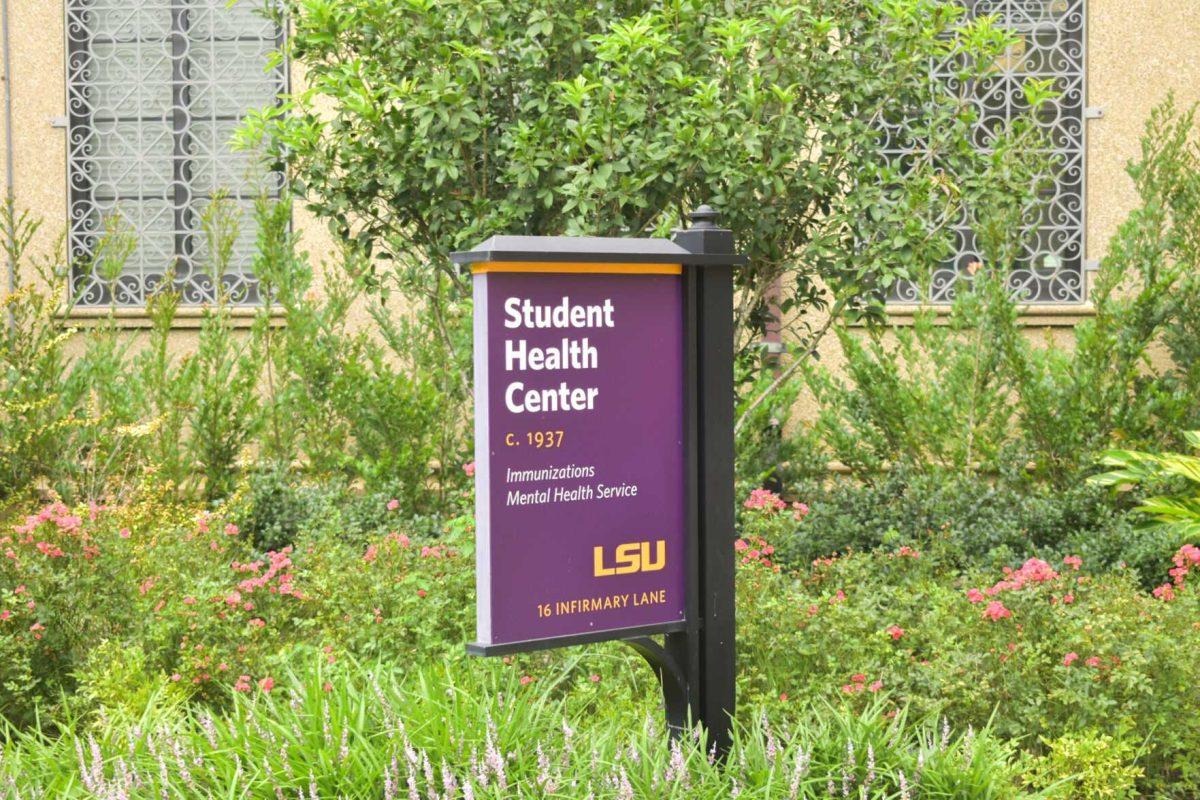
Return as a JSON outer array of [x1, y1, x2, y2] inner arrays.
[[1, 0, 14, 322]]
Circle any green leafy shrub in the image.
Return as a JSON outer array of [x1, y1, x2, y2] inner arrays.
[[792, 97, 1200, 492], [0, 487, 476, 727], [753, 469, 1162, 582], [236, 466, 336, 553], [0, 193, 462, 510], [6, 487, 1200, 795], [247, 0, 1055, 417], [1024, 730, 1143, 799], [0, 204, 83, 504]]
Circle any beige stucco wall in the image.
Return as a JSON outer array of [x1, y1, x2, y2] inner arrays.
[[1, 0, 1198, 358]]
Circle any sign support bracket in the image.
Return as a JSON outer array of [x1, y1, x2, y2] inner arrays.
[[624, 636, 689, 734]]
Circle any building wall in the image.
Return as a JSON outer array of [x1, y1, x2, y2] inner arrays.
[[1, 0, 1198, 353]]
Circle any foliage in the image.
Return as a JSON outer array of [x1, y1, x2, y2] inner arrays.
[[1024, 730, 1143, 800], [734, 360, 816, 491], [0, 196, 461, 510], [736, 495, 1200, 797], [0, 657, 1033, 799], [188, 197, 267, 500], [1091, 430, 1200, 541], [2, 485, 1199, 796], [790, 97, 1200, 491], [0, 203, 81, 502], [765, 466, 1175, 587], [0, 488, 478, 728], [244, 0, 1052, 406]]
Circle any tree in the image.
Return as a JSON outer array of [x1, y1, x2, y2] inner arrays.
[[241, 0, 1034, 404]]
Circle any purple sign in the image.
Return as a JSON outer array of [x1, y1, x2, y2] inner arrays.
[[472, 263, 686, 646]]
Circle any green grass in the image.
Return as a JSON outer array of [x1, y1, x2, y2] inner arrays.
[[1, 658, 1036, 799]]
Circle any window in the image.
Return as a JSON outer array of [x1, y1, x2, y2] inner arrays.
[[66, 1, 286, 306], [890, 0, 1086, 304]]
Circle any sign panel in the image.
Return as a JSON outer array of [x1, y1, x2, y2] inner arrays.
[[472, 262, 686, 647]]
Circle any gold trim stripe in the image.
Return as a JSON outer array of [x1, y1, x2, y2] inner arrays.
[[470, 261, 682, 275]]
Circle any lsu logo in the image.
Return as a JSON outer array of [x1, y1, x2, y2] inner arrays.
[[593, 540, 666, 577]]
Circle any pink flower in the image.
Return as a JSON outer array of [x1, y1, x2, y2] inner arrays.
[[0, 610, 9, 622], [1063, 555, 1082, 570], [778, 693, 788, 702], [259, 676, 275, 692], [323, 682, 333, 693], [589, 674, 601, 683], [1085, 656, 1102, 668], [986, 558, 1059, 596], [982, 601, 1012, 621], [363, 544, 379, 563], [224, 523, 239, 537], [1063, 652, 1079, 667], [463, 461, 476, 477], [386, 499, 400, 511], [170, 673, 182, 682], [249, 618, 265, 628], [966, 588, 986, 604], [886, 625, 904, 641], [868, 680, 883, 693], [830, 590, 846, 605], [850, 673, 867, 684], [519, 675, 534, 686], [417, 589, 428, 598], [791, 502, 810, 520], [1153, 583, 1176, 601], [119, 528, 131, 539], [224, 590, 242, 606], [734, 539, 749, 553], [1062, 594, 1075, 604], [182, 596, 196, 605], [743, 488, 786, 511], [234, 675, 252, 692]]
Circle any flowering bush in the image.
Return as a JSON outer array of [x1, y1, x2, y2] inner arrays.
[[0, 489, 474, 726], [6, 481, 1200, 795], [735, 517, 1200, 795]]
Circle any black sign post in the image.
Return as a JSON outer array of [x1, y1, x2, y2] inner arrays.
[[627, 205, 739, 756], [457, 205, 743, 757]]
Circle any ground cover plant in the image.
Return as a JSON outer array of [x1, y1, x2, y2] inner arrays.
[[1, 658, 1033, 799]]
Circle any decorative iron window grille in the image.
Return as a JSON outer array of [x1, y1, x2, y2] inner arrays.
[[890, 0, 1086, 304], [66, 1, 286, 306]]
